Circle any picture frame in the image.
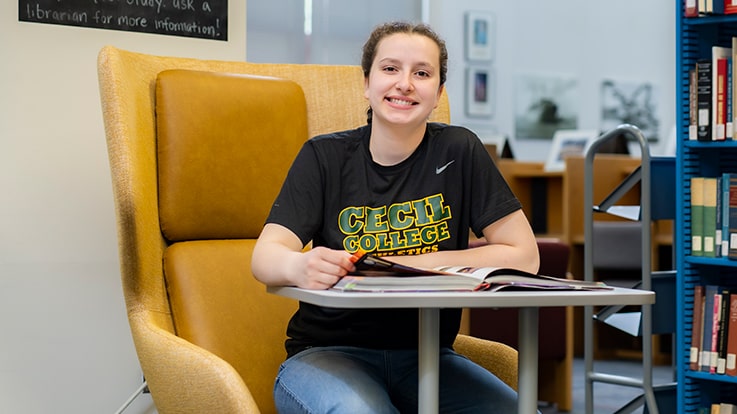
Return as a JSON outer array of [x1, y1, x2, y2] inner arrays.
[[465, 11, 495, 62], [600, 79, 660, 143], [465, 66, 494, 117], [544, 129, 598, 172], [514, 74, 579, 140]]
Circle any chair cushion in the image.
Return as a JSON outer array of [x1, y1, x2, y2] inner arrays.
[[592, 221, 643, 270], [156, 69, 308, 241], [164, 239, 298, 413]]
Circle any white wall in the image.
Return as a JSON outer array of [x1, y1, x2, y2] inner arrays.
[[0, 2, 245, 413], [428, 0, 675, 160], [0, 1, 674, 413]]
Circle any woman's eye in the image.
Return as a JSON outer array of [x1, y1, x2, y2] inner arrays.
[[416, 70, 430, 77]]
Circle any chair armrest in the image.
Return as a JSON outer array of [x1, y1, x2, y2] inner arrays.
[[453, 334, 518, 391], [129, 310, 260, 413]]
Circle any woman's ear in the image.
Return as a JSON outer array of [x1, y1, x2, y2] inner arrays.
[[434, 84, 445, 109]]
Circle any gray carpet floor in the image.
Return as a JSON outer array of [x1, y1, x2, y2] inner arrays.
[[538, 357, 675, 414]]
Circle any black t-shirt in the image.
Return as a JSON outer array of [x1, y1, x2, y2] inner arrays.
[[266, 123, 521, 357]]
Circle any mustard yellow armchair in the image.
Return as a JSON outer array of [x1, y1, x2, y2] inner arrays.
[[97, 46, 518, 414]]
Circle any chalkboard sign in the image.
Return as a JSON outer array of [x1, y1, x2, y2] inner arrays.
[[18, 0, 228, 41]]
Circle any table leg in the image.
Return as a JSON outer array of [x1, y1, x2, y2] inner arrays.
[[518, 307, 539, 414], [418, 308, 439, 414]]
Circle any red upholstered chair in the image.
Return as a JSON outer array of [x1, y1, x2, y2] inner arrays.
[[468, 238, 573, 411]]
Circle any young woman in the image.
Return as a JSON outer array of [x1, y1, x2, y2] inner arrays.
[[252, 21, 539, 413]]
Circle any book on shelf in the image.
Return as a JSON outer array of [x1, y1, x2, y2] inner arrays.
[[733, 37, 737, 138], [723, 173, 731, 256], [718, 289, 731, 374], [704, 177, 719, 257], [717, 177, 724, 257], [703, 284, 720, 372], [713, 46, 731, 140], [714, 403, 737, 414], [331, 251, 611, 293], [716, 56, 727, 140], [726, 172, 737, 260], [728, 293, 737, 375], [693, 176, 706, 256], [686, 0, 699, 16], [727, 0, 737, 14], [692, 284, 705, 371], [721, 403, 737, 414], [698, 59, 714, 141], [691, 67, 699, 140], [711, 290, 722, 373], [724, 56, 734, 139]]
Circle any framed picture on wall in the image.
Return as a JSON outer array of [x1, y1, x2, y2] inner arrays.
[[465, 11, 495, 62], [466, 66, 494, 117], [544, 129, 598, 172]]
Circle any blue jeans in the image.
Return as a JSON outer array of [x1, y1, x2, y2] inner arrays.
[[273, 346, 521, 414]]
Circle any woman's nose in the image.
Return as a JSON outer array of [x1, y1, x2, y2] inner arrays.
[[395, 74, 414, 92]]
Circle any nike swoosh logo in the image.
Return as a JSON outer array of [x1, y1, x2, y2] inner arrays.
[[436, 160, 455, 174]]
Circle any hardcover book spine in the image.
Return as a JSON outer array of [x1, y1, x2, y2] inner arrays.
[[733, 37, 737, 138], [691, 67, 699, 140], [703, 284, 719, 372], [713, 0, 726, 13], [692, 284, 705, 371], [728, 173, 737, 259], [728, 58, 734, 139], [711, 292, 722, 373], [698, 60, 714, 141], [718, 290, 731, 374], [686, 0, 699, 16], [721, 403, 737, 414], [693, 176, 706, 256], [713, 47, 732, 140], [717, 177, 724, 257], [727, 0, 737, 14], [704, 177, 719, 257], [716, 57, 728, 140], [723, 173, 731, 256]]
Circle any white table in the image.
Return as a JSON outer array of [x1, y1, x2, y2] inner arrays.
[[267, 286, 655, 414]]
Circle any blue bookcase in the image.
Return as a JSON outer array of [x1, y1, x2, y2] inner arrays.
[[676, 3, 737, 412]]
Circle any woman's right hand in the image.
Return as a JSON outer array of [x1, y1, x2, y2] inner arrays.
[[288, 246, 356, 290], [251, 223, 355, 290]]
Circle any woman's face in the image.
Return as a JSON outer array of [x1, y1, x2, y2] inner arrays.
[[364, 33, 444, 128]]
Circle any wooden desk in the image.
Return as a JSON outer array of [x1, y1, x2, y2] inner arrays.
[[497, 160, 564, 238], [268, 286, 655, 414]]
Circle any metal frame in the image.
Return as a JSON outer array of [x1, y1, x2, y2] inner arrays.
[[583, 124, 660, 414]]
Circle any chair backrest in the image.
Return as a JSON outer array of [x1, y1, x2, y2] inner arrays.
[[157, 69, 308, 413], [156, 69, 307, 241], [98, 46, 450, 414]]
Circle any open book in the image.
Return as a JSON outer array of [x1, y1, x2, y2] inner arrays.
[[331, 252, 611, 293]]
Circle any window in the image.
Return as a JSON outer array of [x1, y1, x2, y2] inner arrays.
[[247, 0, 422, 65]]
